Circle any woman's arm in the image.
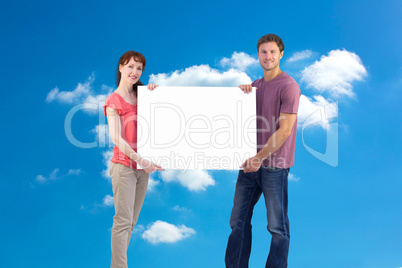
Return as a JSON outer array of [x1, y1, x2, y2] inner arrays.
[[106, 107, 164, 173]]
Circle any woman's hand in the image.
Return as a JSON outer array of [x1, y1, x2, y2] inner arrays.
[[147, 83, 159, 91], [138, 158, 165, 173]]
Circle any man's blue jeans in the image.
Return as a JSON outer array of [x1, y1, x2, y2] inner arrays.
[[225, 166, 290, 268]]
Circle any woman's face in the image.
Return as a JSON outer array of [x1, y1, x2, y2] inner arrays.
[[119, 57, 143, 85]]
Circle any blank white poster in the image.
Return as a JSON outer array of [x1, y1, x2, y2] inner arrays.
[[137, 86, 256, 170]]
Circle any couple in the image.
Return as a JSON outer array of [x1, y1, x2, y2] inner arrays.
[[104, 33, 300, 268]]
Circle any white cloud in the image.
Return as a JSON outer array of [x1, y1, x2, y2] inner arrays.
[[142, 220, 195, 244], [47, 75, 114, 182], [149, 64, 252, 87], [301, 49, 367, 97], [45, 73, 113, 115], [147, 176, 160, 191], [80, 194, 114, 213], [45, 87, 60, 103], [92, 124, 112, 146], [160, 170, 178, 182], [36, 168, 81, 183], [173, 205, 189, 212], [82, 93, 110, 115], [286, 49, 313, 63], [35, 175, 46, 183], [103, 194, 114, 207], [67, 169, 81, 176], [102, 150, 114, 179], [46, 74, 94, 103], [49, 168, 60, 180], [288, 173, 300, 182], [298, 95, 338, 129], [219, 52, 259, 71], [160, 170, 215, 191], [133, 224, 145, 235]]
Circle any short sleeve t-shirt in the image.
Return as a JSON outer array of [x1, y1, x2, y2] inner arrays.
[[103, 92, 139, 169], [252, 72, 300, 168]]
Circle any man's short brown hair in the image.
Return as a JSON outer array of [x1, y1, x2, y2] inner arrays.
[[257, 34, 285, 52]]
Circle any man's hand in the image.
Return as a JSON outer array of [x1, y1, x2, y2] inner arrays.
[[147, 83, 159, 91], [239, 84, 257, 94], [240, 155, 263, 173]]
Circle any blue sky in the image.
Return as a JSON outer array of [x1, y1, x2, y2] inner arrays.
[[1, 0, 401, 267]]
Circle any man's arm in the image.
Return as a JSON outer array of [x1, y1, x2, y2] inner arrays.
[[241, 112, 297, 173]]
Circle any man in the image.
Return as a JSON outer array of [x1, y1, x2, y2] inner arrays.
[[225, 34, 300, 268]]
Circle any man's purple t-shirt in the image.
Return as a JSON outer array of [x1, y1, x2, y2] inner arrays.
[[252, 72, 300, 168]]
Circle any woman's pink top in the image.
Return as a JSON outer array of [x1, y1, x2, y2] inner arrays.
[[103, 92, 139, 169]]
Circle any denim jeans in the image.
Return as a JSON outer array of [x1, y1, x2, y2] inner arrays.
[[225, 166, 290, 268]]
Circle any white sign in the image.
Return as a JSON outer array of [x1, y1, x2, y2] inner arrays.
[[137, 86, 256, 170]]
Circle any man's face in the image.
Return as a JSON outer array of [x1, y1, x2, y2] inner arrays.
[[258, 42, 284, 72]]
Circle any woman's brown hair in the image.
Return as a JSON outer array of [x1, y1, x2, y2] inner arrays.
[[115, 51, 146, 94]]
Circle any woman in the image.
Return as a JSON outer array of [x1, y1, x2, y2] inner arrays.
[[103, 51, 164, 268]]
